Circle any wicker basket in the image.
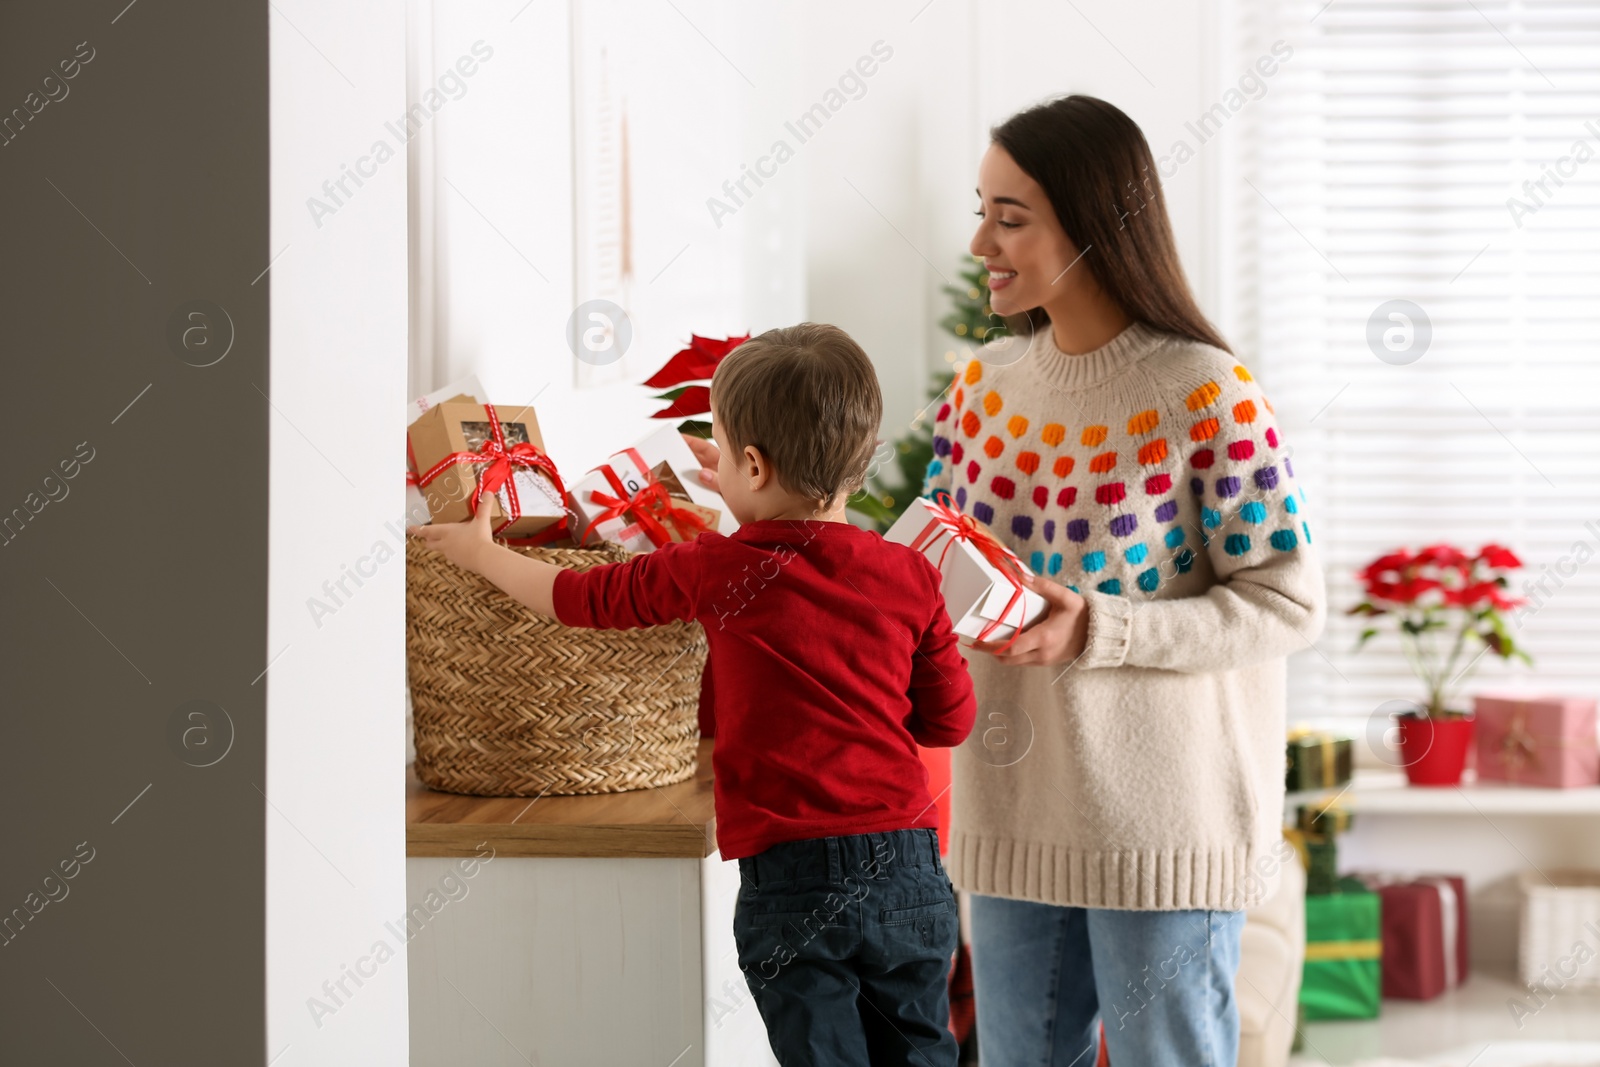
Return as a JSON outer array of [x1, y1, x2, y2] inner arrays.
[[405, 536, 706, 796], [1518, 869, 1600, 988]]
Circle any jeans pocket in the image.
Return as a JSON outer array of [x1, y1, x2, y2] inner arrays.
[[879, 896, 956, 952], [879, 899, 954, 925]]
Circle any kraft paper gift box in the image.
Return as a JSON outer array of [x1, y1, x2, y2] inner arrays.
[[1301, 877, 1382, 1020], [1352, 872, 1470, 1000], [884, 498, 1047, 645], [566, 424, 730, 551], [404, 376, 487, 526], [406, 400, 566, 538], [1473, 693, 1600, 788]]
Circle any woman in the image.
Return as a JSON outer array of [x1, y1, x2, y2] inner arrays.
[[922, 94, 1326, 1066]]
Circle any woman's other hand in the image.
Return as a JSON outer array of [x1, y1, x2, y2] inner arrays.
[[684, 434, 722, 495], [971, 572, 1089, 668]]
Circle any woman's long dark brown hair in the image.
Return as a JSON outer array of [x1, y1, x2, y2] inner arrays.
[[991, 94, 1232, 354]]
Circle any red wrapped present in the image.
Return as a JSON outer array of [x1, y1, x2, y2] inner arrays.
[[1352, 873, 1469, 1000], [1473, 694, 1599, 789]]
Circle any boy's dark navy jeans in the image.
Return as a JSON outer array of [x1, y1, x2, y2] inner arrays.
[[733, 827, 959, 1067]]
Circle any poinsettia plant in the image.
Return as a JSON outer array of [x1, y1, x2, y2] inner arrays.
[[642, 333, 750, 439], [1349, 543, 1532, 717]]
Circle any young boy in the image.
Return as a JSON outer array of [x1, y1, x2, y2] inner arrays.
[[411, 322, 975, 1066]]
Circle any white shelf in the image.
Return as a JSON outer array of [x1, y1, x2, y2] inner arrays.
[[1288, 770, 1600, 816]]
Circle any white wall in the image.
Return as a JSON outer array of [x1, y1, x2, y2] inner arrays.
[[796, 0, 1228, 443], [268, 1, 411, 1062], [411, 0, 807, 482], [407, 0, 1226, 471]]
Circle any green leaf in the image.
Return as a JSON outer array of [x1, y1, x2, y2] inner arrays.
[[676, 419, 713, 439], [1356, 627, 1379, 649]]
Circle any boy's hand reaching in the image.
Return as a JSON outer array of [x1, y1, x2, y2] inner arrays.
[[683, 434, 722, 495], [407, 496, 495, 574]]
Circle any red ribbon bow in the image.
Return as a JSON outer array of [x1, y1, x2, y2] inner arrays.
[[409, 405, 568, 540], [580, 448, 710, 549], [909, 498, 1031, 650]]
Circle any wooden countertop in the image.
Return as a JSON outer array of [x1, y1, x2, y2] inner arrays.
[[406, 739, 718, 859]]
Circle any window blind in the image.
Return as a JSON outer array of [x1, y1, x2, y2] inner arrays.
[[1228, 0, 1600, 723]]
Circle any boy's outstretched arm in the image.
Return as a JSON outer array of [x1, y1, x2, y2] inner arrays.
[[407, 500, 562, 617]]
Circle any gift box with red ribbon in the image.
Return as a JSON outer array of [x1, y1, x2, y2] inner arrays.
[[566, 424, 727, 553], [884, 497, 1047, 649], [407, 399, 568, 539], [1350, 872, 1470, 1000], [1473, 693, 1599, 789]]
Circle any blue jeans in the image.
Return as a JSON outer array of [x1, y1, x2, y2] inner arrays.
[[969, 894, 1244, 1067], [733, 828, 959, 1067]]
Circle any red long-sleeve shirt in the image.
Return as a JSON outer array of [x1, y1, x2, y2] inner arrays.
[[552, 518, 976, 860]]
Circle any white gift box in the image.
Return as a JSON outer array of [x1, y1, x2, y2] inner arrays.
[[566, 424, 735, 549], [884, 498, 1048, 644], [404, 375, 487, 526]]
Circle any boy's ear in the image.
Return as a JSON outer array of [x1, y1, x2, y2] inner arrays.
[[742, 444, 771, 491]]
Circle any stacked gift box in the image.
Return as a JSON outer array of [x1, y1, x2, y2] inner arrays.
[[564, 425, 728, 551], [1287, 727, 1353, 793], [1301, 876, 1383, 1020], [1295, 800, 1352, 897], [1293, 824, 1473, 1016], [405, 379, 734, 554]]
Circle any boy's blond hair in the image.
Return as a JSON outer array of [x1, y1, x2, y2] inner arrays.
[[710, 323, 882, 508]]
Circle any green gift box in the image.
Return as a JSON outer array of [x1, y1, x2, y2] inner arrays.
[[1287, 730, 1353, 792], [1301, 877, 1381, 1020], [1297, 802, 1353, 837], [1305, 837, 1340, 896]]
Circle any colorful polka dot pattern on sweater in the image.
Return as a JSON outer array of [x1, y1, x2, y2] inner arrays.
[[923, 337, 1310, 599]]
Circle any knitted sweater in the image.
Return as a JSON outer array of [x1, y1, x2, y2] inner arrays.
[[922, 320, 1327, 911]]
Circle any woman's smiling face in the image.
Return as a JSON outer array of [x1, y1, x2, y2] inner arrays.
[[969, 144, 1085, 319]]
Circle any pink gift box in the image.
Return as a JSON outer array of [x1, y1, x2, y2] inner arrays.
[[1472, 694, 1599, 788]]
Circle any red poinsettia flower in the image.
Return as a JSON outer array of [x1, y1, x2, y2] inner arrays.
[[642, 334, 751, 388], [1392, 577, 1442, 603], [1491, 588, 1528, 611], [1360, 550, 1414, 582], [1364, 580, 1402, 603], [650, 385, 711, 419], [1415, 543, 1469, 568], [1457, 580, 1503, 608], [1476, 543, 1523, 570]]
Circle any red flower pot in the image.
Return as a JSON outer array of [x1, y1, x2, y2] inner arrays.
[[1398, 713, 1475, 786]]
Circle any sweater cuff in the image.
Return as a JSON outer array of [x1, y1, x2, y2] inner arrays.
[[1076, 590, 1132, 669]]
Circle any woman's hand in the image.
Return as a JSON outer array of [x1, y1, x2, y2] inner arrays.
[[683, 434, 722, 495], [970, 572, 1090, 668], [407, 496, 495, 574]]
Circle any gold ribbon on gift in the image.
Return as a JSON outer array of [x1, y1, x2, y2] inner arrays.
[[1304, 939, 1381, 962]]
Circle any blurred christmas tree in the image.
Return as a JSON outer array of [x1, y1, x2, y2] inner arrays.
[[940, 258, 1009, 345], [848, 257, 1009, 531]]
